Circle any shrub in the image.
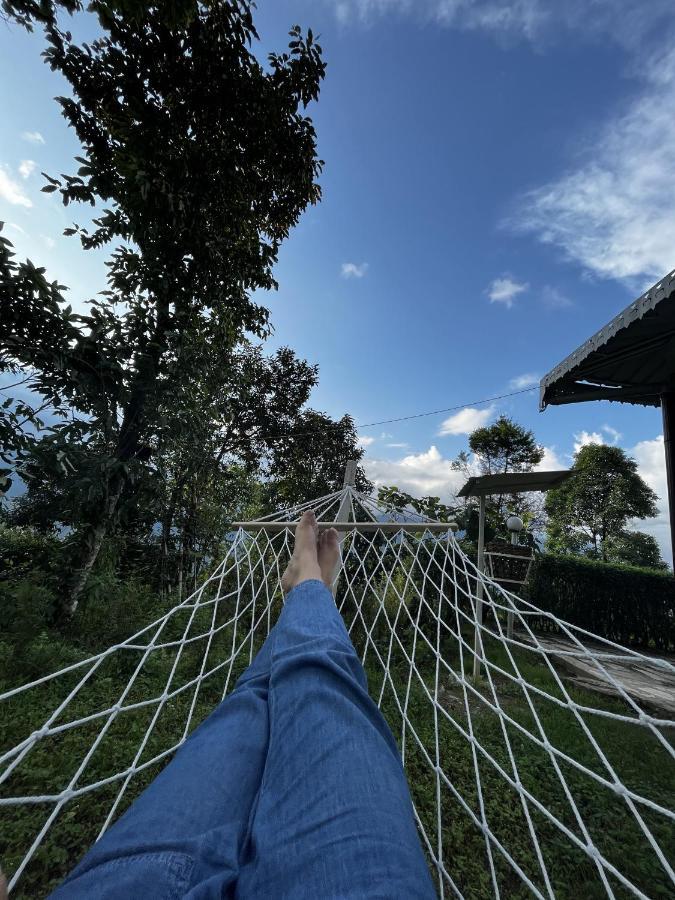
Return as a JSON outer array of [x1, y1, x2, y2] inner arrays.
[[527, 553, 675, 650], [0, 526, 64, 657], [0, 524, 62, 592]]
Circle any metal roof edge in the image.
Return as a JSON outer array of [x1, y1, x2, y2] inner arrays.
[[539, 269, 675, 400]]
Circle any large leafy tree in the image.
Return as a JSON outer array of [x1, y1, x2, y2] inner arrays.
[[1, 0, 326, 613], [150, 339, 321, 595], [545, 444, 658, 562], [7, 339, 323, 595], [468, 415, 544, 477], [262, 410, 371, 509], [454, 415, 545, 535]]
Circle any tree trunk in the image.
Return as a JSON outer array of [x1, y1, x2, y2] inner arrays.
[[159, 482, 182, 600], [183, 482, 198, 597], [64, 295, 171, 614], [176, 541, 184, 601], [63, 473, 125, 618]]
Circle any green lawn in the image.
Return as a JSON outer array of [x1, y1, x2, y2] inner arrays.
[[1, 590, 673, 898], [365, 626, 675, 899]]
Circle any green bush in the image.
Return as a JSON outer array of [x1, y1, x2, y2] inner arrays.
[[0, 526, 64, 662], [527, 553, 675, 650], [0, 524, 63, 581]]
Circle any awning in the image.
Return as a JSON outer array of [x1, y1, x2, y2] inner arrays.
[[457, 470, 573, 498], [539, 270, 675, 410]]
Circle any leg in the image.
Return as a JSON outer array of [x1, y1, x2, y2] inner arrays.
[[51, 631, 276, 899], [237, 518, 435, 899]]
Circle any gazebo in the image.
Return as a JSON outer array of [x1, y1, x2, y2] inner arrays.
[[539, 270, 675, 565], [458, 469, 573, 677]]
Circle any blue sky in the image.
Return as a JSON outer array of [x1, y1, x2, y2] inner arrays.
[[1, 0, 674, 559]]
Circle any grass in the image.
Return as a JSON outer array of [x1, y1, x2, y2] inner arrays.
[[363, 621, 675, 899], [1, 585, 673, 899]]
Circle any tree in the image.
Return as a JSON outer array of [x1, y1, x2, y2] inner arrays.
[[149, 339, 321, 596], [454, 415, 545, 535], [1, 0, 326, 613], [8, 338, 323, 596], [469, 415, 544, 476], [262, 410, 371, 509], [603, 530, 668, 571], [545, 444, 658, 561]]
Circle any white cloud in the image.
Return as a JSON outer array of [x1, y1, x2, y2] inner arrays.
[[331, 0, 545, 36], [602, 424, 622, 443], [509, 372, 539, 390], [438, 405, 493, 436], [573, 430, 605, 454], [534, 445, 568, 471], [514, 48, 675, 283], [7, 222, 26, 235], [21, 131, 45, 145], [18, 160, 36, 179], [357, 434, 376, 447], [363, 445, 467, 501], [0, 167, 32, 208], [487, 275, 528, 308], [386, 442, 409, 448], [540, 285, 573, 309], [335, 1, 352, 25], [41, 235, 56, 249], [629, 435, 671, 565], [341, 261, 369, 279], [329, 1, 674, 49]]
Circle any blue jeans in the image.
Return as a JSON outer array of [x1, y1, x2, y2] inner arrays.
[[52, 580, 436, 898]]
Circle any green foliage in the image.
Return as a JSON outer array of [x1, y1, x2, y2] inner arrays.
[[262, 410, 371, 508], [377, 485, 457, 523], [528, 553, 675, 650], [603, 529, 668, 570], [545, 444, 658, 561], [453, 415, 546, 538], [1, 0, 327, 610], [468, 415, 544, 475], [0, 524, 62, 630]]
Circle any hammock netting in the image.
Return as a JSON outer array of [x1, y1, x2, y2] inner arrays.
[[1, 486, 674, 898]]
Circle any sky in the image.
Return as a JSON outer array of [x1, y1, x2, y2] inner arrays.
[[1, 0, 674, 560]]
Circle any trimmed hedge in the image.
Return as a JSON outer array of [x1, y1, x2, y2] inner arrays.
[[527, 553, 675, 651]]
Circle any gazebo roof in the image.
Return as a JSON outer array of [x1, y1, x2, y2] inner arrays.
[[457, 470, 572, 498], [539, 270, 675, 410]]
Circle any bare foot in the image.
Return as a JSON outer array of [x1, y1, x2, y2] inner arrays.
[[281, 510, 322, 594], [318, 527, 340, 589]]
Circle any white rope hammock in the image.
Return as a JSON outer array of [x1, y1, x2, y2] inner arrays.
[[1, 484, 674, 897]]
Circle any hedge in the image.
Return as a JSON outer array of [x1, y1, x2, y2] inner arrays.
[[527, 553, 675, 651]]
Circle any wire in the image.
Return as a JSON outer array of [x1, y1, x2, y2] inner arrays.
[[356, 387, 538, 429], [257, 387, 539, 443], [0, 363, 539, 449]]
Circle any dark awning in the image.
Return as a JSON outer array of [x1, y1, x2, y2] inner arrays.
[[457, 470, 573, 498], [539, 270, 675, 410]]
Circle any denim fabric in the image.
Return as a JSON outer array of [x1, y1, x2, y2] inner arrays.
[[52, 580, 436, 899]]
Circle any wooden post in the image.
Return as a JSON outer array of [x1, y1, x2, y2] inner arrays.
[[472, 493, 486, 680], [661, 393, 675, 571], [335, 460, 356, 523], [342, 459, 357, 488], [507, 529, 517, 641], [332, 461, 357, 593]]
